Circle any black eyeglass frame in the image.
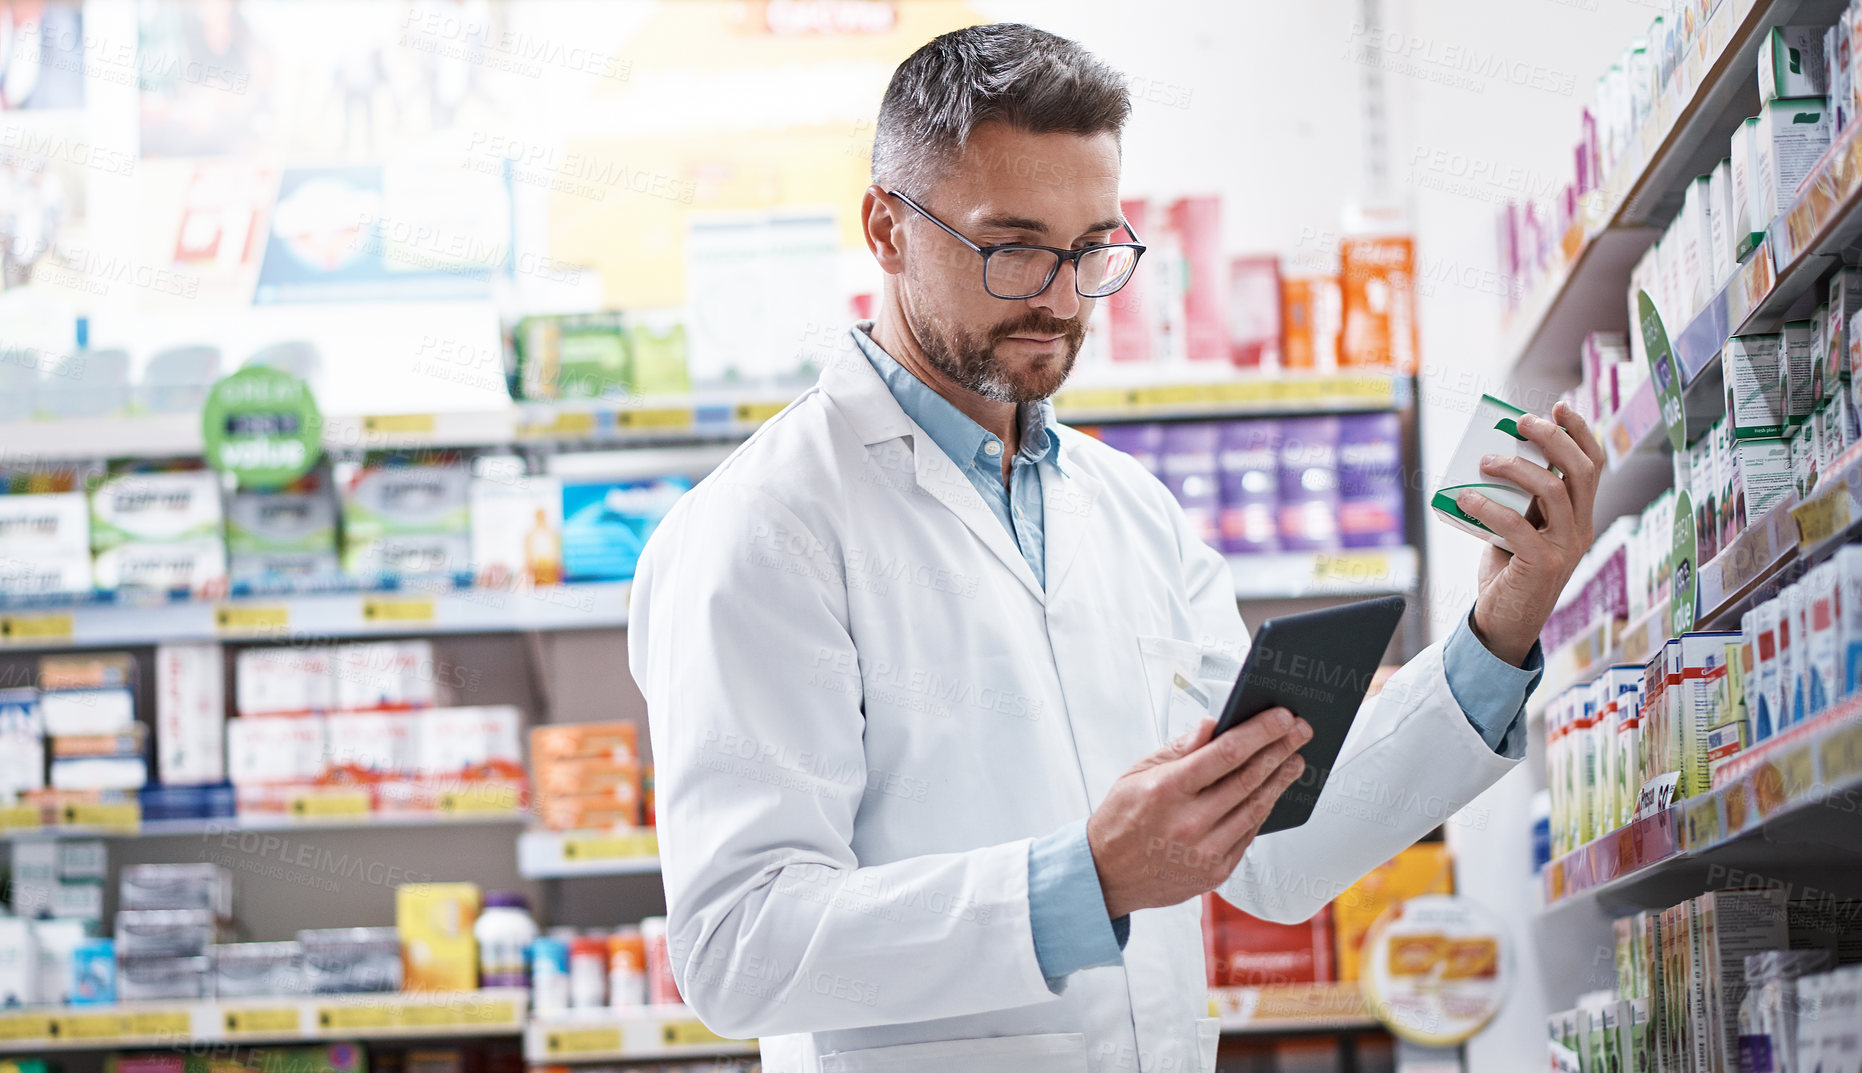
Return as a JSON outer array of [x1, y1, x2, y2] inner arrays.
[[886, 189, 1147, 301]]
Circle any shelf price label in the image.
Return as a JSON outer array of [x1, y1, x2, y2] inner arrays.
[[616, 406, 694, 430], [1794, 488, 1854, 550], [560, 829, 658, 862], [224, 1007, 302, 1035], [54, 1012, 129, 1040], [543, 1026, 623, 1056], [362, 413, 437, 437], [1683, 795, 1723, 849], [126, 1010, 191, 1038], [661, 1019, 729, 1048], [1311, 551, 1391, 588], [362, 596, 436, 625], [316, 1005, 397, 1031], [438, 783, 521, 815], [455, 997, 521, 1025], [0, 612, 74, 645], [0, 1012, 51, 1041], [521, 410, 600, 438], [0, 804, 42, 830], [216, 604, 290, 636], [1817, 721, 1862, 787], [60, 800, 140, 831], [735, 401, 787, 425], [289, 790, 372, 818]]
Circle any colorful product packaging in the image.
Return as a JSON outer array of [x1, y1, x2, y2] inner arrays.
[[153, 643, 225, 787], [558, 476, 689, 582], [1159, 423, 1221, 549], [1216, 421, 1281, 554], [1335, 413, 1406, 548], [88, 469, 227, 593], [0, 491, 91, 596], [1432, 395, 1552, 551], [338, 456, 473, 580], [224, 468, 340, 587], [1727, 334, 1784, 439], [397, 882, 481, 991], [1339, 235, 1418, 372], [1332, 842, 1452, 982], [1227, 256, 1282, 368], [1276, 417, 1341, 552]]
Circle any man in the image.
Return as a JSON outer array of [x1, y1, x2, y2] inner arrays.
[[629, 23, 1601, 1073]]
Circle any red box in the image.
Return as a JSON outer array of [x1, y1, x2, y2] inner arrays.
[[1205, 897, 1334, 987]]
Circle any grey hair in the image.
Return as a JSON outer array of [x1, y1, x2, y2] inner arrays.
[[872, 23, 1131, 191]]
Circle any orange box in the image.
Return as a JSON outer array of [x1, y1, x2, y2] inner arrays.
[[1331, 842, 1454, 982], [1339, 235, 1418, 373], [537, 794, 640, 831], [533, 757, 640, 798], [529, 721, 639, 763]]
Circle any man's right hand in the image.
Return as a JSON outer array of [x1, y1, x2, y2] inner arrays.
[[1086, 710, 1311, 919]]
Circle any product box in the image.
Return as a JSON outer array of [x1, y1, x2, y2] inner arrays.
[[300, 926, 402, 993], [1805, 560, 1842, 720], [1783, 319, 1821, 426], [1332, 842, 1453, 982], [88, 469, 227, 593], [50, 757, 148, 791], [236, 647, 336, 716], [43, 653, 135, 693], [1336, 413, 1406, 548], [338, 458, 473, 579], [116, 955, 210, 1001], [558, 476, 689, 582], [115, 909, 218, 958], [1727, 334, 1785, 438], [323, 711, 418, 780], [213, 940, 305, 998], [1757, 97, 1832, 228], [1708, 161, 1734, 293], [397, 882, 480, 991], [1837, 546, 1862, 695], [1759, 596, 1785, 743], [1216, 421, 1281, 554], [1603, 666, 1643, 832], [1761, 25, 1830, 102], [1280, 276, 1341, 371], [1786, 582, 1810, 728], [226, 715, 327, 785], [1160, 423, 1221, 548], [0, 689, 45, 797], [1731, 115, 1766, 260], [0, 917, 37, 1006], [536, 794, 642, 831], [0, 491, 91, 596], [469, 460, 564, 588], [31, 918, 90, 1004], [52, 726, 148, 759], [52, 880, 102, 923], [1731, 437, 1794, 531], [154, 643, 225, 786], [1701, 889, 1790, 1073], [225, 469, 341, 586], [70, 937, 114, 1003], [1432, 395, 1552, 551], [39, 688, 135, 737], [1105, 198, 1157, 364], [1276, 417, 1340, 552], [56, 839, 104, 881], [529, 721, 640, 763], [1170, 197, 1228, 363], [1339, 235, 1418, 372], [532, 756, 642, 799], [1675, 632, 1740, 799], [1829, 269, 1862, 395], [331, 640, 439, 713], [1206, 898, 1334, 987], [120, 864, 232, 916], [1227, 256, 1281, 368], [415, 706, 522, 778]]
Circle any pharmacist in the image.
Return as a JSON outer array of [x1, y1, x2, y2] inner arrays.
[[628, 23, 1603, 1073]]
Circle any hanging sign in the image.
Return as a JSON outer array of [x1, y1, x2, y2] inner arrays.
[[201, 366, 322, 489], [1638, 290, 1686, 452], [1359, 894, 1512, 1046]]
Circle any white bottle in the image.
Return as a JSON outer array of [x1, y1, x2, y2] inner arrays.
[[474, 891, 538, 989]]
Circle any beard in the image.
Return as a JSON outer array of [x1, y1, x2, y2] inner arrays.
[[911, 308, 1086, 404]]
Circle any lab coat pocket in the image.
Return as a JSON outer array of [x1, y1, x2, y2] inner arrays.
[[818, 1031, 1087, 1072], [1137, 635, 1210, 745]]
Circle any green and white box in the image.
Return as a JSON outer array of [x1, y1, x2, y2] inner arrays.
[[1759, 26, 1828, 103], [1431, 394, 1551, 552], [1731, 116, 1767, 260], [89, 470, 226, 593], [1756, 97, 1831, 227], [1782, 320, 1821, 425], [226, 469, 340, 585], [339, 460, 472, 579]]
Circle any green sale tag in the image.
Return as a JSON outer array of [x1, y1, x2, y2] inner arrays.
[[201, 366, 323, 489], [1638, 290, 1687, 453], [1672, 488, 1698, 636]]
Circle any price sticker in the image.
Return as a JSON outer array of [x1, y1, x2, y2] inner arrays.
[[438, 783, 521, 815], [55, 1012, 128, 1040], [399, 1002, 465, 1028], [616, 407, 694, 430], [216, 604, 290, 636], [362, 596, 436, 625], [0, 1012, 51, 1041], [1780, 744, 1819, 803], [1817, 721, 1862, 787], [316, 1005, 397, 1031], [661, 1019, 729, 1048], [455, 997, 521, 1026], [1312, 551, 1391, 588], [1051, 387, 1135, 412], [125, 1011, 191, 1038], [289, 790, 372, 819], [1202, 381, 1278, 408], [734, 401, 787, 425], [560, 829, 658, 862], [1683, 795, 1723, 849], [543, 1026, 623, 1056], [1131, 384, 1205, 409], [523, 410, 599, 438], [1794, 489, 1854, 549], [0, 804, 42, 830], [224, 1007, 301, 1035], [0, 612, 74, 645], [60, 800, 140, 830], [362, 413, 437, 436]]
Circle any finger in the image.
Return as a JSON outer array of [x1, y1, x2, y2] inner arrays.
[[1199, 718, 1311, 818], [1455, 490, 1551, 560], [1478, 454, 1572, 535], [1168, 707, 1298, 792], [1135, 716, 1215, 772], [1517, 410, 1599, 516], [1213, 752, 1308, 857], [1552, 400, 1607, 469]]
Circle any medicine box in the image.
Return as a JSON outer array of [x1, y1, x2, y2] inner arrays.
[[213, 941, 305, 998], [1332, 842, 1452, 982], [416, 706, 522, 777], [331, 640, 438, 712], [1783, 320, 1820, 425], [115, 908, 218, 958], [225, 469, 341, 585], [0, 917, 37, 1006], [339, 459, 472, 579], [324, 711, 418, 778], [39, 653, 134, 691], [88, 469, 227, 593], [1726, 334, 1785, 438], [50, 756, 148, 792], [1760, 25, 1829, 102], [40, 688, 135, 736], [0, 492, 91, 595], [397, 882, 480, 991], [0, 689, 44, 797], [226, 715, 327, 785], [1431, 395, 1552, 551], [1756, 97, 1832, 228], [116, 955, 211, 1001], [70, 937, 114, 1003], [1805, 560, 1842, 719], [31, 918, 90, 1004], [154, 642, 225, 786], [469, 460, 564, 588], [119, 863, 233, 916], [236, 647, 336, 716], [530, 721, 640, 763], [1829, 268, 1862, 393], [52, 880, 102, 922], [300, 926, 402, 993]]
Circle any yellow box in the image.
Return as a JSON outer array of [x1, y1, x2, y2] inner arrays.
[[396, 882, 481, 991], [1331, 843, 1454, 982]]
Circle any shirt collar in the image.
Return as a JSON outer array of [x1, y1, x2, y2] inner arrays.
[[849, 322, 1066, 477]]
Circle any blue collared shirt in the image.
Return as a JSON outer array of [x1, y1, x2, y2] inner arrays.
[[852, 325, 1542, 991]]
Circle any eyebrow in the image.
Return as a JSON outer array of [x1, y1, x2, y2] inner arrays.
[[974, 212, 1131, 240]]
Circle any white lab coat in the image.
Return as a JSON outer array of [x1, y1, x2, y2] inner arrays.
[[628, 346, 1518, 1073]]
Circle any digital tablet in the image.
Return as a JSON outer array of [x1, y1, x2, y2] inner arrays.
[[1212, 595, 1407, 834]]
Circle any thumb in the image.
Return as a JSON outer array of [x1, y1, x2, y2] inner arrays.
[[1134, 715, 1216, 771]]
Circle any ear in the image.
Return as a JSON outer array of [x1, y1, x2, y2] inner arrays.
[[862, 185, 907, 276]]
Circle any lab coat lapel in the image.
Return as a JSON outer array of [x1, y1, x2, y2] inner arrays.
[[818, 350, 1045, 603], [1040, 461, 1102, 596]]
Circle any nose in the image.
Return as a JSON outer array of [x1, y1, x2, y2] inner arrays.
[[1028, 257, 1082, 320]]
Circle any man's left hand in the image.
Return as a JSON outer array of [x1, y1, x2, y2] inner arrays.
[[1453, 401, 1607, 667]]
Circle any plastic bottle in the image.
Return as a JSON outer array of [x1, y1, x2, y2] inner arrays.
[[529, 936, 570, 1015], [607, 926, 647, 1007], [474, 891, 538, 989], [570, 935, 608, 1008]]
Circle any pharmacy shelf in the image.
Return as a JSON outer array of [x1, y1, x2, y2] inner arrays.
[[526, 1006, 756, 1062], [517, 827, 660, 878], [0, 989, 529, 1052], [1209, 982, 1378, 1034], [0, 580, 631, 651], [1501, 0, 1828, 381], [1539, 694, 1862, 915], [1227, 546, 1419, 601], [0, 806, 531, 841], [1054, 371, 1408, 421]]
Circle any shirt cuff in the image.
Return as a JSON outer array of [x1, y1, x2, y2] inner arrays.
[[1027, 819, 1127, 992], [1444, 607, 1544, 760]]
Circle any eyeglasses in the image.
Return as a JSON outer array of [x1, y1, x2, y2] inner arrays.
[[887, 189, 1146, 301]]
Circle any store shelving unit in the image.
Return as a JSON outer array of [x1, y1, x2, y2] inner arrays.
[[517, 828, 661, 879], [0, 807, 531, 841], [525, 1007, 757, 1063], [0, 988, 529, 1052]]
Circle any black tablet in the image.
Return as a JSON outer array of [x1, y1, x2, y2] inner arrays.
[[1213, 595, 1407, 833]]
